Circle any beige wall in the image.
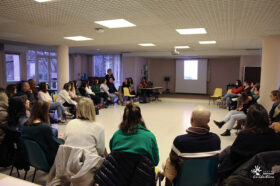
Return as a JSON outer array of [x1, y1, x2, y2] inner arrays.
[[208, 57, 240, 95], [239, 55, 262, 80], [148, 58, 176, 92], [69, 54, 93, 81]]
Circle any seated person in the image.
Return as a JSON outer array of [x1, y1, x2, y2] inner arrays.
[[16, 81, 36, 106], [100, 79, 117, 103], [214, 92, 255, 136], [138, 77, 152, 96], [57, 83, 77, 117], [222, 80, 243, 108], [105, 68, 115, 82], [28, 78, 38, 100], [107, 77, 124, 105], [8, 95, 30, 130], [128, 77, 136, 95], [0, 92, 8, 144], [38, 82, 73, 123], [91, 79, 110, 108], [110, 102, 159, 166], [163, 106, 221, 185], [251, 83, 260, 101], [64, 97, 105, 156], [68, 81, 79, 100], [218, 104, 280, 180], [79, 80, 101, 106], [242, 80, 252, 95], [21, 100, 64, 167], [269, 90, 280, 123], [6, 84, 17, 98], [122, 78, 130, 89]]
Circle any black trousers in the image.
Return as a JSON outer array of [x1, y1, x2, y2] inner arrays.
[[63, 102, 76, 117], [96, 92, 109, 104], [89, 95, 101, 105]]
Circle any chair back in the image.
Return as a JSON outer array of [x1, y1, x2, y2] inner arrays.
[[123, 87, 131, 96], [53, 94, 58, 102], [227, 89, 232, 94], [22, 138, 50, 172], [211, 88, 222, 98], [174, 156, 219, 186]]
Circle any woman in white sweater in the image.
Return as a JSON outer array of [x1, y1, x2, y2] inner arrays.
[[100, 79, 117, 103], [64, 97, 105, 156], [57, 83, 77, 117], [38, 82, 72, 122]]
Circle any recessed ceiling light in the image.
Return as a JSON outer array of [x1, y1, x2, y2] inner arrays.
[[95, 19, 136, 28], [176, 28, 207, 35], [138, 43, 155, 46], [199, 41, 216, 44], [64, 36, 93, 41], [175, 46, 190, 49], [34, 0, 52, 2]]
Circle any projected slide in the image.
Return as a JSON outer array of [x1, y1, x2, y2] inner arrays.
[[184, 60, 198, 80]]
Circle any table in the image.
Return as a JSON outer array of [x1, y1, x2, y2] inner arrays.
[[139, 87, 163, 102], [0, 173, 40, 186]]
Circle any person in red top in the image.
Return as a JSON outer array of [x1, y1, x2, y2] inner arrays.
[[222, 80, 243, 108]]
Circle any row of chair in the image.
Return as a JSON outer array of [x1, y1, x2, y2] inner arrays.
[[209, 88, 232, 105]]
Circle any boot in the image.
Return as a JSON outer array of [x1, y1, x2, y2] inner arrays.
[[214, 120, 225, 128], [233, 124, 242, 130], [221, 129, 231, 136]]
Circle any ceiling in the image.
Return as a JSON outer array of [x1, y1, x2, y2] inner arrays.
[[0, 0, 279, 57]]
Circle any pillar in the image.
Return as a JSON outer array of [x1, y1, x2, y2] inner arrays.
[[57, 45, 69, 91], [259, 35, 280, 110]]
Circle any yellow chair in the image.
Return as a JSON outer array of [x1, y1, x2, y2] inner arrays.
[[226, 89, 232, 94], [209, 88, 222, 105], [123, 87, 135, 102], [53, 94, 58, 102]]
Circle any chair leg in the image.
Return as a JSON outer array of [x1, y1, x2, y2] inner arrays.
[[16, 168, 20, 178], [32, 168, 37, 182], [9, 166, 14, 176], [24, 170, 28, 180]]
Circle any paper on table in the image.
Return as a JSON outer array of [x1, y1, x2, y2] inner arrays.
[[0, 176, 40, 186]]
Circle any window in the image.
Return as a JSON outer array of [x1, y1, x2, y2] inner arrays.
[[93, 55, 122, 88], [27, 49, 57, 89], [5, 54, 20, 82]]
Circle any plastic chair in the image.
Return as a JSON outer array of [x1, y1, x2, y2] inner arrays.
[[22, 138, 50, 182], [209, 88, 222, 104], [226, 89, 232, 94], [123, 87, 135, 102], [174, 156, 219, 186], [53, 94, 58, 102]]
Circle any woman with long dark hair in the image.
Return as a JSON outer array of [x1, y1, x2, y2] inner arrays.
[[5, 84, 17, 98], [109, 102, 159, 165], [56, 83, 77, 117], [218, 104, 280, 179], [91, 79, 111, 108], [21, 100, 64, 166]]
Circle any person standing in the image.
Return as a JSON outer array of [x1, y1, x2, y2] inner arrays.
[[105, 68, 115, 83]]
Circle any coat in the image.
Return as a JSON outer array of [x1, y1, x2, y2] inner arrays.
[[47, 145, 104, 186], [222, 150, 280, 186], [94, 151, 156, 186], [0, 101, 8, 144]]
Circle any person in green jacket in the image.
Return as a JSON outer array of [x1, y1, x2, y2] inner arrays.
[[91, 79, 111, 108], [21, 100, 64, 167], [109, 102, 159, 166]]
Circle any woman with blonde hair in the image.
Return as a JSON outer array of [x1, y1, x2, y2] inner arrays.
[[64, 97, 105, 156], [0, 92, 8, 143]]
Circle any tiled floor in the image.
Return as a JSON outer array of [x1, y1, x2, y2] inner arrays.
[[0, 97, 237, 185]]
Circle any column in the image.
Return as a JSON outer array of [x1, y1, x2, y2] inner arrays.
[[259, 35, 280, 110], [57, 45, 69, 91]]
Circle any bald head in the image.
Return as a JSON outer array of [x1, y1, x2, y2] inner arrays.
[[191, 106, 211, 127]]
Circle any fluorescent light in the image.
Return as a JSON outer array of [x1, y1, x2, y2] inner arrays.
[[64, 36, 93, 41], [176, 28, 207, 35], [138, 43, 155, 46], [175, 46, 190, 49], [199, 41, 216, 44], [34, 0, 52, 2], [95, 19, 136, 28]]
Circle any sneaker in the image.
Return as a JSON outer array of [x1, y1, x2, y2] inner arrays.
[[64, 111, 73, 116], [214, 120, 225, 128], [221, 129, 231, 136]]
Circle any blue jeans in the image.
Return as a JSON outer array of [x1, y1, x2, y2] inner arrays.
[[223, 110, 247, 130], [50, 102, 66, 120], [109, 93, 118, 102], [222, 93, 238, 107]]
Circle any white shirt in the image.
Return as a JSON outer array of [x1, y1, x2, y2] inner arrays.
[[57, 89, 77, 105], [38, 91, 52, 102], [64, 119, 105, 156], [85, 86, 95, 96], [100, 83, 109, 94]]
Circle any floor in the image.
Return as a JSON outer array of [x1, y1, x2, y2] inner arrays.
[[0, 97, 237, 185]]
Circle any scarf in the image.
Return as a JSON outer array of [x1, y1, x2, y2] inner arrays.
[[186, 126, 210, 135]]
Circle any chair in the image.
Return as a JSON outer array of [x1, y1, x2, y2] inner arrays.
[[226, 89, 232, 94], [209, 88, 223, 104], [22, 138, 50, 182], [123, 87, 135, 102], [174, 157, 219, 186], [53, 94, 58, 102]]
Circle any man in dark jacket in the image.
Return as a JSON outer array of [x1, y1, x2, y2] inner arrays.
[[107, 77, 124, 105], [105, 68, 115, 83], [16, 81, 36, 107], [163, 106, 221, 185]]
